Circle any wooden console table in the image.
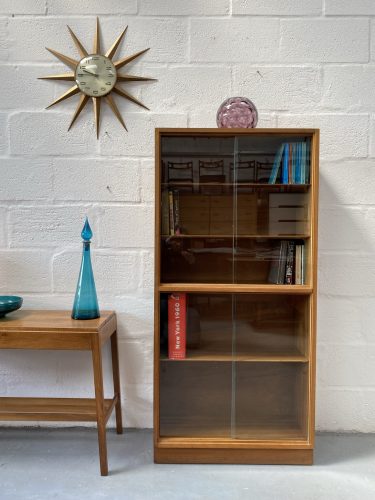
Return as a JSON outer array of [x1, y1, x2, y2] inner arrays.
[[0, 310, 122, 476]]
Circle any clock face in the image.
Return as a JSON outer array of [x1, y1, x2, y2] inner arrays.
[[75, 55, 117, 97]]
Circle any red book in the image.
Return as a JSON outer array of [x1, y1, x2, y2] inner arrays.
[[168, 293, 186, 359]]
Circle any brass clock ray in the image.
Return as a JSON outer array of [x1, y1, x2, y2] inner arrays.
[[39, 18, 155, 138]]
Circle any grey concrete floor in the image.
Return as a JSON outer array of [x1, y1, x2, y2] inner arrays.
[[0, 429, 374, 500]]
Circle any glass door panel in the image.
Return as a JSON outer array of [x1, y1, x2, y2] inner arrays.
[[159, 293, 233, 361], [233, 362, 308, 440], [233, 294, 309, 359], [160, 135, 236, 284], [159, 292, 234, 438], [231, 292, 310, 441], [232, 134, 311, 284], [159, 362, 232, 438]]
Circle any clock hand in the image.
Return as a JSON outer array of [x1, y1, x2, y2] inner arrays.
[[83, 69, 99, 77]]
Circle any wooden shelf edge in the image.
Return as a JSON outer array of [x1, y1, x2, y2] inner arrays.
[[158, 284, 313, 294], [157, 128, 318, 136], [161, 182, 311, 188], [156, 437, 312, 450], [161, 234, 311, 239], [0, 397, 115, 422], [160, 355, 309, 363]]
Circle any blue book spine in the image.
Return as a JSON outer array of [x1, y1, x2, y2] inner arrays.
[[282, 143, 289, 184], [301, 142, 306, 183], [291, 144, 295, 184], [296, 142, 301, 184], [269, 144, 285, 184], [305, 139, 310, 183]]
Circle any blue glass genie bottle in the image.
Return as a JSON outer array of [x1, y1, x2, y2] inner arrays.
[[71, 218, 100, 320]]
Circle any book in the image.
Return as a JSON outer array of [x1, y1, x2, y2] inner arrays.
[[282, 144, 289, 184], [173, 190, 180, 234], [269, 143, 285, 184], [278, 240, 288, 283], [269, 240, 288, 284], [161, 191, 170, 235], [268, 243, 283, 284], [295, 245, 301, 285], [302, 140, 310, 184], [168, 293, 187, 359], [288, 144, 292, 184], [291, 143, 295, 184], [296, 142, 302, 184], [168, 191, 174, 236], [295, 243, 305, 284], [285, 241, 295, 284]]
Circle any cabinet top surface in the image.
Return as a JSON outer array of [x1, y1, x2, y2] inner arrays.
[[156, 127, 319, 136], [0, 310, 115, 333]]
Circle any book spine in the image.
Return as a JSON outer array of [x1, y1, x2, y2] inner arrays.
[[168, 191, 174, 236], [288, 144, 292, 184], [291, 143, 295, 184], [268, 241, 281, 284], [269, 144, 284, 184], [278, 240, 288, 284], [301, 244, 305, 285], [173, 190, 180, 234], [305, 139, 310, 184], [285, 241, 295, 284], [168, 293, 187, 359], [282, 143, 289, 184], [296, 143, 301, 184], [295, 245, 304, 285]]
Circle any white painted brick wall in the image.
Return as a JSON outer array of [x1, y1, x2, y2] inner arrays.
[[233, 0, 322, 16], [0, 208, 7, 247], [53, 159, 141, 202], [0, 0, 374, 432], [190, 18, 280, 62], [280, 18, 369, 62], [233, 66, 322, 112]]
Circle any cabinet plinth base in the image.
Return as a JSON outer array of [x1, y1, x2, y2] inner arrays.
[[154, 447, 313, 465]]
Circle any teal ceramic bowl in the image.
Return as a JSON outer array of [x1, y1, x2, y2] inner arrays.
[[0, 296, 23, 318]]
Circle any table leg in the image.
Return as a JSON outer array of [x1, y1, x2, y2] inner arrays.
[[91, 334, 108, 476], [111, 330, 123, 434]]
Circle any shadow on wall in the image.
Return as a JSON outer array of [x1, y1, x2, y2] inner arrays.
[[315, 433, 375, 466], [316, 160, 375, 433]]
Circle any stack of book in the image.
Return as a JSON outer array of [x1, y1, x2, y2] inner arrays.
[[268, 240, 305, 285], [268, 140, 310, 184]]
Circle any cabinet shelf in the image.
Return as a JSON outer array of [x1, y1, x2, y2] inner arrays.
[[159, 283, 312, 294], [162, 182, 310, 191], [162, 234, 310, 239], [158, 425, 308, 444], [160, 354, 308, 363], [0, 397, 116, 422], [155, 128, 319, 465]]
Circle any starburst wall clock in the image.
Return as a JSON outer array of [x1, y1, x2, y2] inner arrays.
[[39, 18, 155, 138]]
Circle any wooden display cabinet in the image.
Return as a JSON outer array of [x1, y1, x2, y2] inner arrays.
[[154, 128, 319, 464]]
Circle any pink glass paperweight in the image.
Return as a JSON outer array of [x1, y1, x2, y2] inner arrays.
[[216, 97, 258, 128]]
